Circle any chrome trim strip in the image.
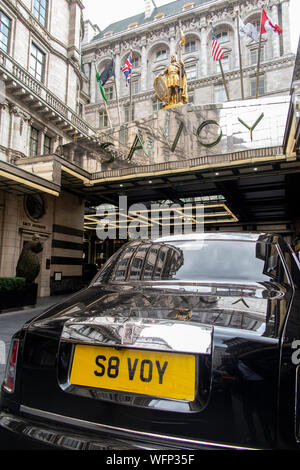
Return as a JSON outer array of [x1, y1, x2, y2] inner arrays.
[[19, 405, 259, 450], [61, 318, 213, 355]]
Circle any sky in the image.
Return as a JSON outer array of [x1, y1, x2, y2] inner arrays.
[[82, 0, 299, 53]]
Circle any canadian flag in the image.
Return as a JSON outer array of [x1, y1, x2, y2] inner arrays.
[[260, 9, 283, 35]]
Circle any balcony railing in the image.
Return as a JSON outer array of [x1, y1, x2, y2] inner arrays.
[[0, 50, 93, 136]]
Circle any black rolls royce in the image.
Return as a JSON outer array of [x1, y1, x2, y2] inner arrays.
[[1, 232, 300, 450]]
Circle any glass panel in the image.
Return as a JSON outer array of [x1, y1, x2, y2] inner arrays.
[[101, 239, 287, 284], [185, 41, 196, 53], [1, 14, 10, 27], [186, 66, 197, 80]]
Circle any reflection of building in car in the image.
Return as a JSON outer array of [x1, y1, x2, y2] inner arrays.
[[112, 240, 184, 281]]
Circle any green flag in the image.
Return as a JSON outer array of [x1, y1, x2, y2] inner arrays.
[[95, 64, 107, 102]]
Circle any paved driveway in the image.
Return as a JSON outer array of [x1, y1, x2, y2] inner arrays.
[[0, 295, 68, 383]]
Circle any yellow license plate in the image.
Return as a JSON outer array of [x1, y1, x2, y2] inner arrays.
[[70, 345, 196, 401]]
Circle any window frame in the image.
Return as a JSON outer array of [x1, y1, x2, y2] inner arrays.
[[43, 134, 51, 155], [156, 49, 167, 62], [186, 65, 197, 81], [32, 0, 48, 28], [132, 56, 140, 68], [0, 10, 11, 54], [131, 79, 139, 95], [152, 98, 164, 112], [124, 104, 134, 123], [250, 47, 265, 66], [29, 42, 46, 82], [216, 31, 229, 43], [99, 110, 108, 129], [218, 54, 230, 72], [214, 84, 227, 103], [185, 40, 196, 53], [250, 75, 265, 97], [30, 126, 39, 157], [104, 85, 114, 101]]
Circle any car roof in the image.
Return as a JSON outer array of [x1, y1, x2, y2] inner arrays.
[[153, 232, 275, 243]]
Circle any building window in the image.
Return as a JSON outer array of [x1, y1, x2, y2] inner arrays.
[[216, 31, 229, 43], [132, 56, 140, 68], [99, 110, 108, 128], [0, 11, 11, 53], [30, 43, 45, 82], [33, 0, 47, 27], [250, 47, 264, 65], [124, 105, 134, 122], [218, 55, 229, 72], [214, 84, 227, 103], [132, 80, 139, 95], [153, 98, 164, 112], [186, 66, 197, 80], [119, 124, 128, 144], [30, 127, 39, 157], [250, 76, 265, 97], [104, 85, 114, 100], [185, 40, 196, 53], [188, 93, 194, 104], [156, 49, 167, 61], [43, 135, 51, 155]]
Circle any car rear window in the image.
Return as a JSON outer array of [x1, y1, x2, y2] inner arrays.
[[95, 238, 288, 284]]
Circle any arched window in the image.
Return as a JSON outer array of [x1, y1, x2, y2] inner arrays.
[[185, 40, 196, 53], [156, 49, 167, 61]]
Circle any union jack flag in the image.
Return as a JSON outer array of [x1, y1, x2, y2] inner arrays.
[[122, 52, 132, 86], [211, 26, 224, 61]]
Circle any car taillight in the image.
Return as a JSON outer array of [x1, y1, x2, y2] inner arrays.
[[3, 339, 19, 393]]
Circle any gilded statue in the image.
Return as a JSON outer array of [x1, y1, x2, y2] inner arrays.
[[154, 53, 188, 109]]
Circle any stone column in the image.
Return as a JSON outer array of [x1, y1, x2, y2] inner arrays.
[[81, 150, 88, 170], [169, 26, 176, 55], [69, 148, 75, 162], [141, 37, 147, 92], [40, 127, 48, 155], [200, 24, 208, 77], [281, 0, 291, 55], [271, 4, 281, 58], [90, 58, 97, 104], [114, 49, 121, 96], [233, 14, 239, 69]]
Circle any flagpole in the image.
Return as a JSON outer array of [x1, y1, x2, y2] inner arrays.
[[105, 100, 113, 129], [237, 13, 244, 100], [94, 60, 113, 128], [129, 50, 132, 123], [219, 59, 230, 101], [256, 11, 263, 99], [178, 21, 183, 102], [113, 56, 121, 127]]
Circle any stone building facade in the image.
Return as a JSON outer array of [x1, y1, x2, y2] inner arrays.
[[0, 0, 95, 296], [81, 0, 294, 134], [0, 0, 298, 299]]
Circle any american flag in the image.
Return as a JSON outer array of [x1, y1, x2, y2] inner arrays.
[[211, 26, 224, 61], [122, 52, 132, 86]]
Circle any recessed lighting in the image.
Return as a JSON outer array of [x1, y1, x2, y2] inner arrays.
[[120, 184, 123, 187], [253, 167, 258, 171], [215, 172, 219, 176]]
